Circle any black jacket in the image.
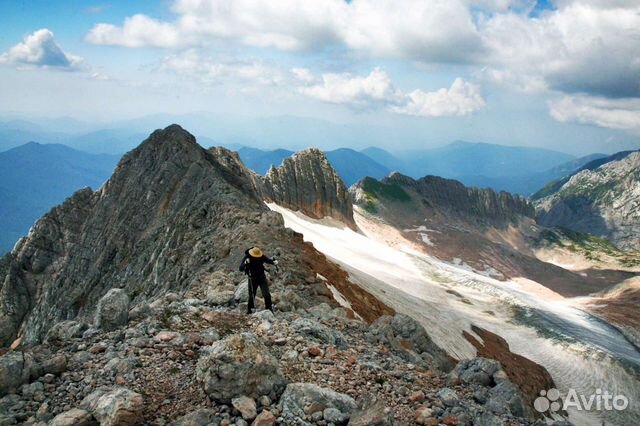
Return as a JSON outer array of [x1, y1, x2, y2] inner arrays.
[[239, 249, 274, 281]]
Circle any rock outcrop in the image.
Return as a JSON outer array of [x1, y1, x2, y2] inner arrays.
[[0, 125, 389, 346], [535, 151, 640, 250], [261, 148, 357, 229], [195, 332, 287, 403]]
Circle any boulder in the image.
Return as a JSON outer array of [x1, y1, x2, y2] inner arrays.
[[449, 358, 501, 387], [348, 394, 394, 426], [196, 332, 286, 403], [234, 280, 249, 303], [291, 318, 345, 347], [487, 380, 527, 418], [95, 289, 130, 331], [252, 410, 276, 426], [49, 409, 96, 426], [232, 396, 257, 420], [169, 409, 217, 426], [44, 321, 87, 344], [207, 290, 235, 306], [41, 354, 68, 376], [280, 383, 357, 425], [0, 351, 33, 396], [366, 314, 451, 371], [81, 387, 143, 426]]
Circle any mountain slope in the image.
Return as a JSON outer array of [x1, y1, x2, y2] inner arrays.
[[0, 125, 389, 346], [0, 142, 119, 254], [531, 149, 639, 201], [535, 151, 640, 250], [350, 173, 636, 296]]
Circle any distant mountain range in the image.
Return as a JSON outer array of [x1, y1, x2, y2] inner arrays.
[[238, 142, 603, 195], [0, 142, 119, 253]]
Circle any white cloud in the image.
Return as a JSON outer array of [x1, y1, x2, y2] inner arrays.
[[481, 3, 640, 98], [393, 78, 486, 117], [86, 0, 485, 63], [0, 29, 82, 70], [300, 68, 485, 116], [160, 50, 287, 86], [300, 68, 401, 108], [549, 95, 640, 133], [86, 14, 184, 48]]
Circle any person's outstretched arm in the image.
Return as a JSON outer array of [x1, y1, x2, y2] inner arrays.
[[262, 255, 275, 265]]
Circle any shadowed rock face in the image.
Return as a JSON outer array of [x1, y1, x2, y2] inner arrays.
[[535, 152, 640, 251], [0, 125, 388, 346], [261, 148, 356, 229]]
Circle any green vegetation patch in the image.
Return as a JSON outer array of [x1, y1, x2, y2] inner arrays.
[[360, 177, 411, 202]]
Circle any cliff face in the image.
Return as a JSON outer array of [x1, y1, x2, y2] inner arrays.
[[352, 172, 534, 228], [261, 148, 356, 229], [0, 126, 386, 346], [535, 152, 640, 250]]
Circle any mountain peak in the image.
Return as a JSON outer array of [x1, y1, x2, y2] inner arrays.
[[261, 148, 356, 228]]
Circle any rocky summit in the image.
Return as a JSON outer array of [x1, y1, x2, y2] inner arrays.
[[261, 149, 356, 230], [0, 125, 567, 425]]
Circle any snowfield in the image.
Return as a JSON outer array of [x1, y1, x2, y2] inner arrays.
[[268, 203, 640, 426]]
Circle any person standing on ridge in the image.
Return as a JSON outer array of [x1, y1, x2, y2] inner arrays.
[[239, 246, 277, 314]]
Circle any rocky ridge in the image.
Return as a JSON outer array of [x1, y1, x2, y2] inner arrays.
[[0, 272, 563, 425], [0, 125, 386, 347], [261, 149, 356, 229], [535, 151, 640, 251]]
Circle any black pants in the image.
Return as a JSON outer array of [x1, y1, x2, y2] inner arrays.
[[247, 275, 272, 313]]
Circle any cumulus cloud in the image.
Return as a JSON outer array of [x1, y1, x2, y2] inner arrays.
[[300, 68, 485, 116], [300, 68, 402, 108], [481, 2, 640, 98], [392, 78, 486, 117], [0, 29, 82, 70], [549, 95, 640, 133], [86, 0, 485, 63]]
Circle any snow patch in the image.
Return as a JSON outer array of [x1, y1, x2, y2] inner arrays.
[[327, 283, 363, 321]]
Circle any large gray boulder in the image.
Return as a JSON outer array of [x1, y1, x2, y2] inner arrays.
[[0, 351, 34, 396], [169, 409, 217, 426], [95, 289, 130, 331], [196, 332, 286, 403], [80, 387, 143, 426], [49, 408, 96, 426], [280, 383, 357, 425], [449, 357, 501, 386], [487, 380, 527, 418], [291, 318, 346, 347], [365, 314, 452, 371], [45, 321, 87, 344]]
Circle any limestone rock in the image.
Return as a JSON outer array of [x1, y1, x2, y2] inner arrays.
[[44, 321, 87, 344], [252, 410, 276, 426], [449, 357, 501, 387], [49, 409, 96, 426], [81, 387, 143, 426], [366, 314, 452, 371], [261, 148, 356, 229], [0, 351, 33, 396], [280, 383, 357, 425], [196, 332, 286, 403], [169, 409, 217, 426], [95, 289, 129, 331], [232, 396, 257, 421]]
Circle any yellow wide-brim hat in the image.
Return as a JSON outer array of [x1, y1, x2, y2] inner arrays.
[[249, 247, 263, 258]]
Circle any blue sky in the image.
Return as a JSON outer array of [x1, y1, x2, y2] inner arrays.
[[0, 0, 639, 155]]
